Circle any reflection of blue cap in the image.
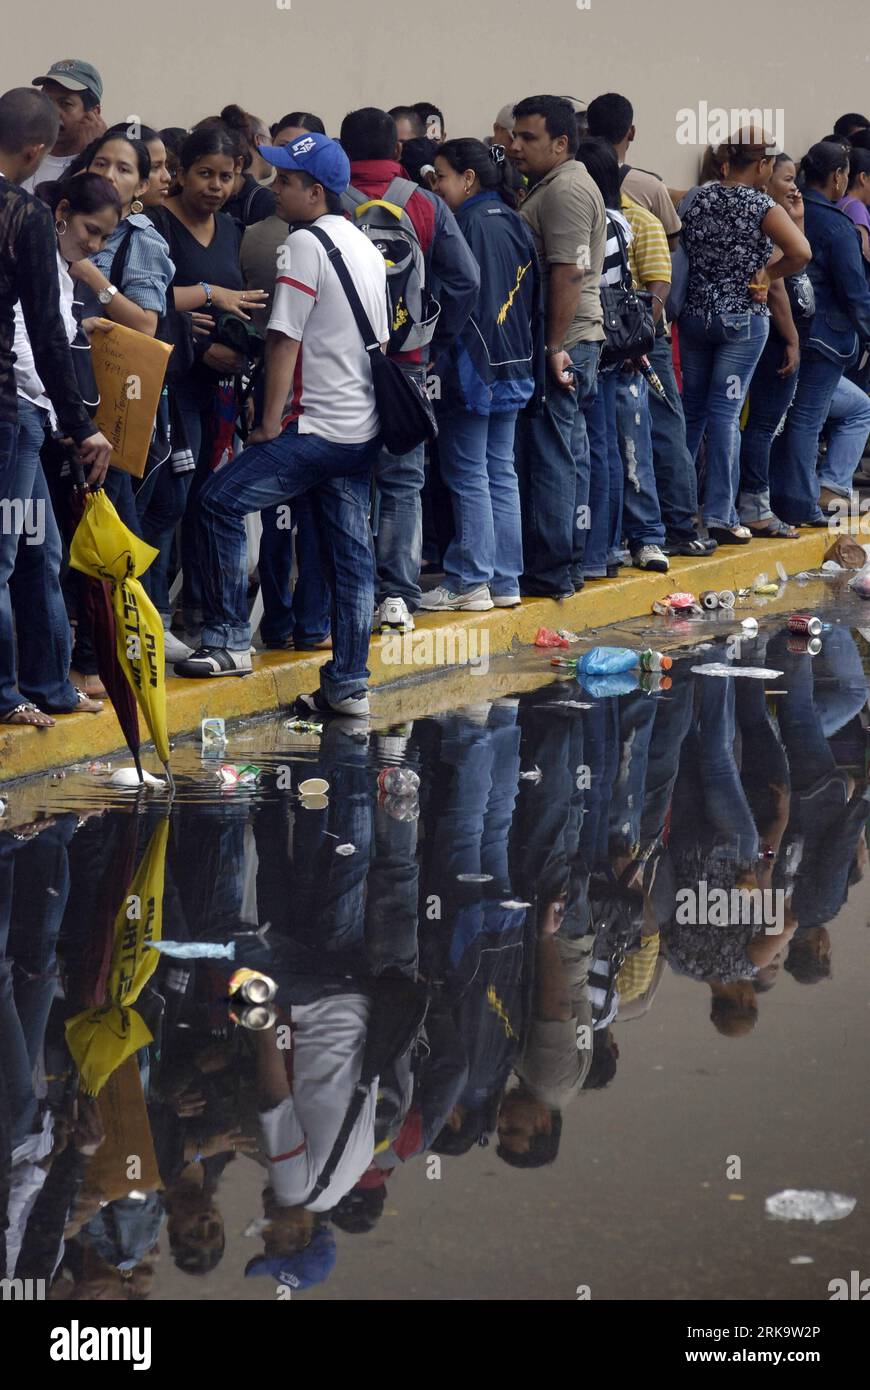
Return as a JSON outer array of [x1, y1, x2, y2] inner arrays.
[[259, 133, 350, 194], [244, 1226, 337, 1291]]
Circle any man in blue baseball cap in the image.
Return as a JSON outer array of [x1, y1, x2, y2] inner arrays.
[[178, 131, 390, 719], [25, 60, 105, 191]]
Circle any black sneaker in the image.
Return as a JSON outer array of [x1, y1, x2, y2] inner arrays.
[[295, 687, 370, 718], [174, 646, 252, 678]]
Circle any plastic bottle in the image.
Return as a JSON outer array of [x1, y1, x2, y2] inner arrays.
[[576, 646, 672, 676], [377, 766, 421, 796]]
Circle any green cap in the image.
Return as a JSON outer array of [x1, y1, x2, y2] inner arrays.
[[32, 60, 103, 101]]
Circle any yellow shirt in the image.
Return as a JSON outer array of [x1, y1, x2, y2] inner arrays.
[[620, 193, 672, 290]]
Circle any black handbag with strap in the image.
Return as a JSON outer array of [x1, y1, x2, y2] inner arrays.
[[303, 224, 437, 457], [599, 216, 656, 366]]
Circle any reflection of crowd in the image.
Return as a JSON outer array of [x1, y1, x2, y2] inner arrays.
[[1, 619, 868, 1295]]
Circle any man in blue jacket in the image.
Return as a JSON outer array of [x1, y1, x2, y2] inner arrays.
[[771, 144, 870, 525]]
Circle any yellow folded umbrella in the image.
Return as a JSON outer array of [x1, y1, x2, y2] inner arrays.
[[66, 818, 169, 1095], [69, 487, 171, 785]]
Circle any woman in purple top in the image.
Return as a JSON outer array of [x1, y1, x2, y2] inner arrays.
[[836, 146, 870, 262]]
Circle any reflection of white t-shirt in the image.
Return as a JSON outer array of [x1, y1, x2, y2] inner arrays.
[[13, 249, 77, 425], [22, 151, 75, 195], [268, 214, 388, 445], [259, 993, 377, 1212]]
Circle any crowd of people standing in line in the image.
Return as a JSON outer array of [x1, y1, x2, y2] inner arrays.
[[2, 614, 866, 1294], [2, 64, 870, 724]]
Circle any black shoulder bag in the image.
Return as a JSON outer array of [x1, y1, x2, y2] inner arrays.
[[598, 216, 656, 367], [304, 224, 437, 457]]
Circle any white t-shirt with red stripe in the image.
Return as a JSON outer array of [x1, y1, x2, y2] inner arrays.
[[258, 993, 377, 1212], [269, 214, 388, 445]]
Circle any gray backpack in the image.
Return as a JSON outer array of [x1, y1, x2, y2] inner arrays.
[[341, 176, 440, 354]]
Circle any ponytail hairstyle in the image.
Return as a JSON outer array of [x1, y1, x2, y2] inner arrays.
[[574, 135, 622, 210], [846, 145, 870, 189], [717, 134, 778, 170], [218, 104, 261, 170], [39, 171, 122, 220], [436, 136, 517, 208], [798, 140, 850, 189], [178, 123, 240, 171]]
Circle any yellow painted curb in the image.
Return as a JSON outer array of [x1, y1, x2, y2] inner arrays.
[[0, 527, 834, 785]]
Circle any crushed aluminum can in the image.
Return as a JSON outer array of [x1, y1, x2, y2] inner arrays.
[[534, 626, 569, 648], [700, 590, 720, 610], [283, 718, 323, 735]]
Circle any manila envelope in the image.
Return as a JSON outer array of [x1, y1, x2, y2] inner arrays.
[[91, 319, 172, 478]]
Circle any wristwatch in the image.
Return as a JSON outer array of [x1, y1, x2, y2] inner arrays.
[[200, 281, 213, 308], [98, 284, 118, 306]]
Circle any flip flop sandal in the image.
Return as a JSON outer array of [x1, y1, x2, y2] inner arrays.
[[746, 520, 801, 539], [0, 702, 55, 727], [72, 688, 104, 713], [707, 525, 752, 545]]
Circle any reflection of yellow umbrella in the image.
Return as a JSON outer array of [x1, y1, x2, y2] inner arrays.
[[66, 818, 169, 1096], [69, 488, 172, 788]]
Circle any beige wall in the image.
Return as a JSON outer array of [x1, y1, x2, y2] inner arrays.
[[3, 0, 867, 186]]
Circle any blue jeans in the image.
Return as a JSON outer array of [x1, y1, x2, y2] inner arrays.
[[0, 817, 75, 1144], [648, 331, 700, 541], [197, 422, 380, 701], [373, 363, 426, 610], [514, 341, 600, 593], [679, 311, 769, 529], [0, 403, 79, 715], [615, 371, 666, 549], [258, 495, 331, 646], [738, 328, 800, 522], [434, 408, 522, 595], [770, 351, 842, 525], [818, 374, 870, 498], [581, 370, 621, 575]]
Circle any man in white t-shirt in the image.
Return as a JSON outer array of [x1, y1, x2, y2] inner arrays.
[[242, 998, 375, 1295], [177, 133, 388, 718], [22, 60, 105, 193]]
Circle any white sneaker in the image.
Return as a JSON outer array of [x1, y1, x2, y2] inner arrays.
[[374, 597, 415, 632], [491, 594, 522, 608], [163, 631, 194, 663], [419, 584, 494, 612], [632, 545, 670, 573]]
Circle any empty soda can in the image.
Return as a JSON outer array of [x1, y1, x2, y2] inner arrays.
[[787, 635, 822, 655], [718, 590, 736, 609], [700, 590, 720, 609], [787, 614, 822, 637], [230, 1002, 278, 1031]]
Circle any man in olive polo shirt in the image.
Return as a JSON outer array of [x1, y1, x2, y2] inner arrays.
[[510, 95, 606, 598]]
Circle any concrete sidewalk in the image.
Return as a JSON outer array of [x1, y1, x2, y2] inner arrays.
[[0, 528, 835, 783]]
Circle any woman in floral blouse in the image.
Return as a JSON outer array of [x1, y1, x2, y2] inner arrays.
[[678, 131, 810, 544]]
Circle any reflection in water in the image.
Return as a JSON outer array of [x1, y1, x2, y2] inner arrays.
[[1, 620, 868, 1299]]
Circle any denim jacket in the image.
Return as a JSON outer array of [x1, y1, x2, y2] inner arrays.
[[803, 189, 870, 366]]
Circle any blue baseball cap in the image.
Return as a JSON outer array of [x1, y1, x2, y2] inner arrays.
[[258, 132, 350, 194], [244, 1226, 337, 1291]]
